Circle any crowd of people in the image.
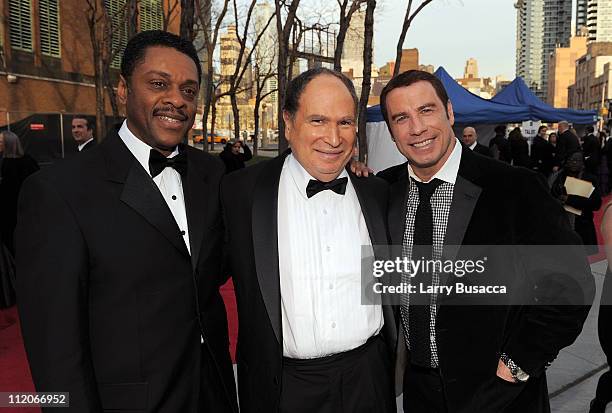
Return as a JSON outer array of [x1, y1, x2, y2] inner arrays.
[[0, 29, 609, 413]]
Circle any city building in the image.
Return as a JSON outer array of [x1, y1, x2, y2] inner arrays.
[[547, 35, 588, 107], [1, 0, 180, 128], [577, 0, 612, 42], [341, 5, 366, 78], [455, 58, 496, 99], [515, 0, 572, 100], [464, 58, 478, 79], [253, 1, 277, 113], [569, 42, 612, 111]]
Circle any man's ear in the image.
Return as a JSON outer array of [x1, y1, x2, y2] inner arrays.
[[447, 100, 455, 126], [282, 110, 293, 144], [117, 75, 128, 105]]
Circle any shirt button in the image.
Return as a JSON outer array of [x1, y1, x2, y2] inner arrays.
[[326, 246, 331, 252], [331, 322, 336, 328], [180, 230, 186, 235], [329, 283, 334, 290], [172, 195, 177, 200], [323, 209, 328, 215]]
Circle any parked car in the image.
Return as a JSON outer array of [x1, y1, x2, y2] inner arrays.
[[191, 131, 227, 144]]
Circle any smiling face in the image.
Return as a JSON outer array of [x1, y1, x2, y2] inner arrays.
[[283, 74, 356, 182], [386, 80, 455, 181], [117, 46, 199, 155]]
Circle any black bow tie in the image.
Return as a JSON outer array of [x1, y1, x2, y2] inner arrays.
[[306, 177, 348, 198], [149, 149, 187, 178]]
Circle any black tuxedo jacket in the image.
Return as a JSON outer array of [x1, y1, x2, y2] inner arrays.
[[555, 130, 581, 167], [16, 129, 237, 412], [473, 142, 493, 158], [380, 146, 595, 413], [221, 152, 397, 412], [531, 136, 554, 177], [81, 139, 97, 151]]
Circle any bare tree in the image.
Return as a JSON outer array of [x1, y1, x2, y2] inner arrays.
[[333, 0, 365, 71], [357, 0, 375, 162], [162, 0, 181, 30], [393, 0, 433, 77], [274, 0, 301, 152], [225, 0, 276, 143], [252, 49, 277, 156], [196, 0, 230, 152]]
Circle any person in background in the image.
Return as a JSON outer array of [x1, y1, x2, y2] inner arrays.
[[590, 200, 612, 412], [71, 116, 96, 152], [509, 127, 530, 168], [554, 121, 581, 171], [219, 139, 252, 173], [531, 125, 554, 177], [582, 126, 600, 176], [489, 124, 512, 163], [549, 150, 602, 255], [460, 126, 492, 157], [0, 130, 39, 255], [549, 132, 558, 147]]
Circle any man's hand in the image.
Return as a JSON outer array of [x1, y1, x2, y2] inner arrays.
[[349, 159, 373, 177], [496, 359, 515, 383]]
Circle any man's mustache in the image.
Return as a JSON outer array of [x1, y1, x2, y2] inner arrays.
[[153, 107, 188, 121]]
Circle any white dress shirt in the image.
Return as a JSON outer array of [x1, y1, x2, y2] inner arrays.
[[78, 138, 94, 151], [468, 141, 477, 151], [118, 120, 191, 254], [277, 154, 383, 359]]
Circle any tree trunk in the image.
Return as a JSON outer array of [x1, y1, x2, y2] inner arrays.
[[357, 0, 375, 162], [200, 80, 213, 152], [128, 0, 138, 39], [95, 55, 107, 141], [210, 98, 218, 151], [231, 92, 240, 142], [253, 99, 260, 156], [393, 0, 432, 77], [180, 0, 196, 41]]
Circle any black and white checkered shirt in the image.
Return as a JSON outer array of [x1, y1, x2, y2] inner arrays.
[[400, 140, 461, 368]]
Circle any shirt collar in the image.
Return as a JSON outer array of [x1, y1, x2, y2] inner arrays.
[[118, 120, 179, 177], [77, 137, 94, 151], [469, 141, 477, 150], [407, 137, 462, 185], [285, 153, 349, 200]]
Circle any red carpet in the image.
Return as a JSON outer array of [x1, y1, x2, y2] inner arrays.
[[1, 196, 610, 412]]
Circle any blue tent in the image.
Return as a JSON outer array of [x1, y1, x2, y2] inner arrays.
[[491, 77, 597, 124], [367, 67, 532, 124]]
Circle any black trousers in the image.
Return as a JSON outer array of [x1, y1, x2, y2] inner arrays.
[[594, 272, 612, 405], [279, 335, 395, 413], [403, 364, 448, 413]]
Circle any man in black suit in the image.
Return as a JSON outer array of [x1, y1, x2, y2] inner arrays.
[[554, 120, 581, 171], [71, 116, 97, 152], [488, 124, 512, 163], [221, 68, 396, 413], [16, 31, 237, 412], [460, 126, 492, 157], [377, 70, 594, 412], [582, 125, 601, 175], [531, 125, 554, 177]]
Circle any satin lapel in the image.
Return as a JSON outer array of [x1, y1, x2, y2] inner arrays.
[[388, 171, 410, 246], [182, 151, 209, 270], [350, 173, 387, 246], [440, 151, 482, 286], [120, 162, 190, 257], [251, 154, 288, 345]]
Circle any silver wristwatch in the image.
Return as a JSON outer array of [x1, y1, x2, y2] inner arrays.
[[500, 353, 530, 382]]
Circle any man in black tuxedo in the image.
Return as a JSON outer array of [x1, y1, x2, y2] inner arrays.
[[582, 125, 601, 175], [221, 68, 396, 413], [460, 126, 492, 157], [71, 116, 97, 152], [488, 124, 512, 163], [16, 31, 237, 412], [531, 125, 554, 177], [377, 70, 594, 413], [554, 120, 581, 170]]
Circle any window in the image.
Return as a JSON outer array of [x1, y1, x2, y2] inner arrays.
[[8, 0, 33, 51], [104, 0, 128, 68], [140, 0, 163, 32], [39, 0, 60, 57]]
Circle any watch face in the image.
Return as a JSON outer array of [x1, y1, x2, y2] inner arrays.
[[516, 370, 530, 382]]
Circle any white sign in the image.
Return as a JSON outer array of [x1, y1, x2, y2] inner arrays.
[[521, 120, 541, 139]]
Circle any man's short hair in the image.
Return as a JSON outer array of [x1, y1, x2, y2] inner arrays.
[[585, 125, 595, 134], [379, 70, 450, 127], [73, 116, 94, 131], [121, 30, 202, 85], [538, 125, 547, 134], [283, 67, 358, 119], [558, 120, 570, 129], [494, 125, 507, 135]]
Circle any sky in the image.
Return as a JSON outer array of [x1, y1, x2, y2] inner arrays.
[[373, 0, 518, 80]]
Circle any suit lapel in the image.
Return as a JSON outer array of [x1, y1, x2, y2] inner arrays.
[[349, 172, 386, 246], [252, 153, 288, 345], [440, 148, 482, 285], [102, 129, 190, 258], [182, 149, 209, 270], [388, 165, 409, 246]]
